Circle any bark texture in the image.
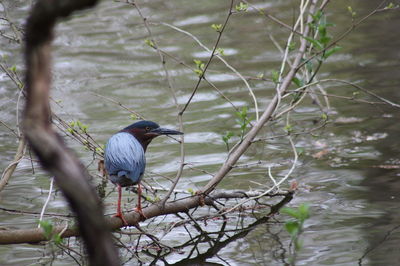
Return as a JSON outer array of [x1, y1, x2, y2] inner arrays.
[[23, 0, 119, 265]]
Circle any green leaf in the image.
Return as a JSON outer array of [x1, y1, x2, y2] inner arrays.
[[295, 239, 303, 251], [347, 6, 356, 17], [235, 106, 248, 119], [284, 124, 293, 133], [9, 65, 17, 72], [311, 10, 322, 23], [285, 220, 299, 237], [292, 77, 304, 87], [296, 147, 305, 155], [319, 36, 331, 46], [235, 2, 248, 12], [347, 6, 353, 14], [216, 48, 225, 56], [288, 41, 296, 51], [323, 46, 342, 59], [234, 106, 251, 141], [306, 60, 313, 73], [145, 195, 152, 202], [193, 59, 203, 67], [304, 36, 323, 50], [241, 106, 247, 116], [194, 69, 204, 77], [194, 59, 205, 70], [211, 24, 222, 32], [81, 125, 88, 133], [53, 233, 63, 245], [271, 70, 280, 84], [39, 220, 53, 240], [318, 25, 327, 38], [281, 207, 301, 219], [386, 2, 394, 9], [144, 39, 155, 48], [222, 131, 234, 151], [187, 188, 195, 195], [298, 203, 310, 220], [95, 146, 104, 154], [130, 114, 139, 120], [76, 120, 83, 129], [222, 131, 234, 143]]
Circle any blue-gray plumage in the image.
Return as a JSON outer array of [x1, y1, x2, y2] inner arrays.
[[104, 120, 183, 224], [105, 132, 145, 187]]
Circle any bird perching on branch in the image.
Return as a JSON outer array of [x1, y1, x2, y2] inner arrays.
[[104, 120, 183, 225]]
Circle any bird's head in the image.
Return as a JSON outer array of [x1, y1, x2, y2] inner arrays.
[[122, 120, 183, 150]]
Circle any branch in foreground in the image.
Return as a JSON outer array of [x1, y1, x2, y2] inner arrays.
[[23, 0, 119, 265], [0, 190, 293, 245]]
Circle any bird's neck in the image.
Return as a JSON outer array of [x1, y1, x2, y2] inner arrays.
[[122, 129, 152, 152], [136, 136, 152, 152]]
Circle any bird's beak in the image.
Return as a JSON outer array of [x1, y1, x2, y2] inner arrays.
[[150, 127, 183, 135]]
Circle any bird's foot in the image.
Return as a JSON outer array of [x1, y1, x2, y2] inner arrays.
[[113, 212, 128, 226], [134, 207, 147, 220]]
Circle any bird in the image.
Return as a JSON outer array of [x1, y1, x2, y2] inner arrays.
[[104, 120, 183, 225]]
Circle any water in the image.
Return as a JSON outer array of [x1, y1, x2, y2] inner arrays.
[[1, 0, 400, 265]]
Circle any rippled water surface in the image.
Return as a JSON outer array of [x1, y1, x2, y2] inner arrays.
[[1, 0, 400, 265]]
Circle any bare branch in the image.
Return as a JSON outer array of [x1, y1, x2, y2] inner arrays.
[[0, 137, 26, 192], [0, 190, 293, 244], [23, 0, 119, 264]]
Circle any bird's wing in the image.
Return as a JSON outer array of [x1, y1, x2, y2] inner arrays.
[[104, 132, 146, 184]]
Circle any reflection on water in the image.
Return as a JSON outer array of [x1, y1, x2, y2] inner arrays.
[[1, 0, 400, 265]]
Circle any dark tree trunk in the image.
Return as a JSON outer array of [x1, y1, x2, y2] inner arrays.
[[23, 1, 120, 265]]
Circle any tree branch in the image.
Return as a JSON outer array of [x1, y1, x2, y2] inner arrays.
[[0, 137, 26, 192], [201, 0, 318, 195], [23, 0, 119, 265], [0, 190, 292, 244]]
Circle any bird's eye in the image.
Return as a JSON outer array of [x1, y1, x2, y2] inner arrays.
[[145, 127, 151, 132]]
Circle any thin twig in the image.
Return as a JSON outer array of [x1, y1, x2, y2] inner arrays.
[[0, 137, 26, 192], [160, 20, 259, 120], [38, 177, 55, 227], [297, 1, 394, 70], [221, 136, 298, 215], [91, 92, 145, 119], [0, 120, 18, 137]]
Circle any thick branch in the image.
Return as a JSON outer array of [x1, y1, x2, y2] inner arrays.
[[0, 190, 292, 244], [23, 0, 119, 265]]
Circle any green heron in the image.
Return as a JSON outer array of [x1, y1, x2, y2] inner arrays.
[[104, 120, 183, 225]]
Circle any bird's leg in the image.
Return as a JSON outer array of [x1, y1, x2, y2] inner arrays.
[[113, 184, 128, 226], [134, 182, 147, 219]]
